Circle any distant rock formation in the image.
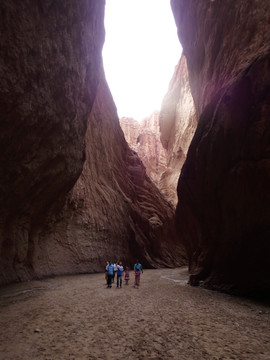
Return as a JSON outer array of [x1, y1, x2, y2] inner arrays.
[[120, 112, 167, 192], [119, 117, 141, 150], [120, 56, 197, 209], [172, 0, 270, 294], [0, 0, 186, 284], [159, 55, 197, 207]]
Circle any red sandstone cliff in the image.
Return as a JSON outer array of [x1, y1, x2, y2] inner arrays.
[[29, 67, 186, 278], [0, 0, 106, 283], [159, 55, 197, 207], [171, 0, 270, 294], [120, 112, 167, 192], [120, 117, 141, 149], [120, 65, 197, 209], [0, 0, 186, 284]]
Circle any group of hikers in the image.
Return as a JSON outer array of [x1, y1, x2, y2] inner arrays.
[[105, 260, 143, 289]]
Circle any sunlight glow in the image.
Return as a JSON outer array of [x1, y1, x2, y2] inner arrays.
[[102, 0, 182, 122]]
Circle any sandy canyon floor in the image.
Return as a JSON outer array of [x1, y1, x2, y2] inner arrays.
[[0, 267, 269, 360]]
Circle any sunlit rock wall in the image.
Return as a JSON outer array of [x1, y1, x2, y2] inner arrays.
[[159, 55, 197, 207], [139, 112, 168, 187], [120, 112, 167, 190], [171, 0, 270, 294], [120, 117, 141, 148]]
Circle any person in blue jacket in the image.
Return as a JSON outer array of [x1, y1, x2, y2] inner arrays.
[[116, 261, 124, 288], [134, 260, 143, 287], [106, 261, 114, 288]]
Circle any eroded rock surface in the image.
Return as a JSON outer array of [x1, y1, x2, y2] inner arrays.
[[159, 55, 197, 207], [0, 0, 106, 283], [120, 112, 167, 191], [0, 0, 186, 284], [172, 0, 270, 294], [30, 68, 186, 278], [121, 62, 197, 209], [120, 117, 141, 149]]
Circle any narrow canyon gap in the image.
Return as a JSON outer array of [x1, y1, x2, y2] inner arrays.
[[0, 0, 186, 285], [0, 0, 269, 299]]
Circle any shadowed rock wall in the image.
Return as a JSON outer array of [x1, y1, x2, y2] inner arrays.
[[172, 0, 270, 294], [0, 0, 186, 284], [0, 0, 106, 283]]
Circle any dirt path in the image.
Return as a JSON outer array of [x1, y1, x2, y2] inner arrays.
[[0, 267, 269, 360]]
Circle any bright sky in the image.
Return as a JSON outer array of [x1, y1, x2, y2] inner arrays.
[[102, 0, 182, 122]]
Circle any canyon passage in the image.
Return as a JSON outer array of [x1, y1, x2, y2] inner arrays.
[[0, 268, 270, 360], [0, 0, 270, 359]]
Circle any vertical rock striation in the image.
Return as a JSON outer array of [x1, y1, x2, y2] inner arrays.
[[172, 0, 270, 294], [120, 112, 167, 191], [159, 55, 197, 207], [139, 112, 168, 188], [120, 117, 141, 149], [0, 0, 106, 283]]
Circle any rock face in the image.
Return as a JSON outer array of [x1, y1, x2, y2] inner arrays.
[[119, 117, 141, 149], [29, 67, 186, 278], [0, 0, 186, 284], [171, 0, 270, 294], [120, 112, 167, 191], [0, 0, 106, 283], [120, 65, 197, 209], [159, 55, 197, 207]]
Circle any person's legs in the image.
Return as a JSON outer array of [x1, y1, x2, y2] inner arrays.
[[117, 275, 120, 288], [135, 274, 140, 288], [120, 275, 122, 288], [107, 274, 112, 288]]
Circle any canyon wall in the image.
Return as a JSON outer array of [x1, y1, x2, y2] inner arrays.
[[138, 112, 168, 187], [29, 66, 186, 279], [0, 0, 186, 284], [159, 55, 197, 207], [0, 0, 106, 283], [120, 112, 167, 193], [121, 59, 197, 209], [120, 117, 141, 151], [171, 0, 270, 294]]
